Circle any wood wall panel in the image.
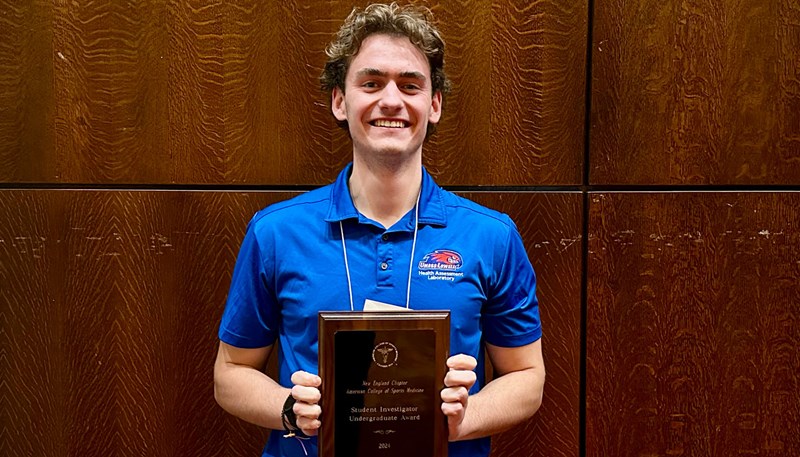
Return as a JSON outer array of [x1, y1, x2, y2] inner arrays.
[[25, 1, 345, 185], [167, 1, 225, 184], [52, 0, 171, 183], [0, 190, 302, 456], [464, 193, 582, 457], [477, 0, 585, 185], [590, 0, 800, 185], [587, 192, 800, 457], [0, 192, 62, 456], [1, 189, 580, 456], [1, 0, 586, 186], [0, 0, 55, 182]]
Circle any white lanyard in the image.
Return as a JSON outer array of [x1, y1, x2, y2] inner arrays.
[[339, 190, 421, 311]]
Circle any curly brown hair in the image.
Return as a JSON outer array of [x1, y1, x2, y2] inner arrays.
[[320, 2, 451, 138]]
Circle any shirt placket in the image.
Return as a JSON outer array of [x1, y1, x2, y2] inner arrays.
[[375, 231, 394, 288]]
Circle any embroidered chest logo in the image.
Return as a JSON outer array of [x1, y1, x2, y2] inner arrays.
[[418, 249, 465, 282]]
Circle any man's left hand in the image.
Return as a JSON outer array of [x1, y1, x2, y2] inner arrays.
[[440, 353, 477, 440]]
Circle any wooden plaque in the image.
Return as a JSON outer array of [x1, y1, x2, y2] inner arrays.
[[318, 311, 450, 457]]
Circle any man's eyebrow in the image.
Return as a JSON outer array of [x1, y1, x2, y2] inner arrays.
[[354, 68, 427, 82], [355, 68, 386, 77], [399, 71, 427, 81]]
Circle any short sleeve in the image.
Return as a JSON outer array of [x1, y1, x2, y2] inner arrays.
[[218, 215, 281, 348], [482, 223, 542, 347]]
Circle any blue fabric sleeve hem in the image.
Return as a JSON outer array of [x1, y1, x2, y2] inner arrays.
[[485, 327, 542, 348], [219, 328, 276, 349]]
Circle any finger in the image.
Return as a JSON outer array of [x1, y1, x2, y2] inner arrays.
[[294, 402, 322, 421], [440, 386, 469, 404], [443, 369, 477, 389], [296, 416, 321, 436], [446, 354, 477, 371], [441, 399, 465, 417], [291, 370, 322, 388], [291, 384, 322, 404]]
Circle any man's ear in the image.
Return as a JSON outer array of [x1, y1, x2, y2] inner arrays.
[[332, 87, 347, 121], [428, 90, 442, 124]]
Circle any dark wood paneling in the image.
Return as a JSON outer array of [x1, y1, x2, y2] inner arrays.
[[590, 0, 800, 185], [464, 193, 582, 457], [427, 0, 587, 185], [328, 0, 589, 186], [170, 1, 341, 185], [587, 192, 800, 457], [3, 0, 585, 186], [52, 1, 171, 183], [0, 191, 62, 455], [44, 1, 343, 185], [0, 0, 55, 182], [1, 190, 301, 456], [1, 190, 580, 456]]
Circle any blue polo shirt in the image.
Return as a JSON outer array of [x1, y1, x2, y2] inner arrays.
[[219, 164, 541, 457]]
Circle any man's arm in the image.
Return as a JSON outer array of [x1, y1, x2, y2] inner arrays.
[[214, 342, 286, 430], [213, 341, 322, 434], [441, 338, 545, 441]]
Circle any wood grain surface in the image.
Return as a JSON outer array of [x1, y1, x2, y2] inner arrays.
[[464, 192, 582, 457], [1, 190, 581, 456], [52, 0, 170, 183], [0, 190, 295, 456], [587, 192, 800, 456], [590, 0, 800, 185], [423, 0, 587, 185], [0, 0, 55, 181], [1, 0, 586, 185]]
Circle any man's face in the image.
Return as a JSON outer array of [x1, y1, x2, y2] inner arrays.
[[331, 34, 442, 162]]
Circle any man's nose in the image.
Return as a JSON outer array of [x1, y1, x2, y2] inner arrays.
[[378, 82, 403, 110]]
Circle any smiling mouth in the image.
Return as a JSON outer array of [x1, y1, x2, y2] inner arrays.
[[371, 120, 409, 128]]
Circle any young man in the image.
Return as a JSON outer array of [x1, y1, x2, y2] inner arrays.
[[214, 3, 545, 457]]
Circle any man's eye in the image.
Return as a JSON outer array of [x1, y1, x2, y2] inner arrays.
[[363, 82, 379, 88]]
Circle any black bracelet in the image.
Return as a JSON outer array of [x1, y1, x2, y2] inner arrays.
[[281, 394, 309, 438]]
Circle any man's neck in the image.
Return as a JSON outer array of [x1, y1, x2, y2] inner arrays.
[[348, 156, 422, 229]]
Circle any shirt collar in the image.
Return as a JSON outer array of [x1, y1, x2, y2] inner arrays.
[[325, 162, 447, 227]]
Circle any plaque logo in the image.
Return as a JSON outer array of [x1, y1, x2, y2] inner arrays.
[[372, 342, 398, 368]]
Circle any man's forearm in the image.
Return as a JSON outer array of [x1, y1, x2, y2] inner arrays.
[[213, 343, 290, 430], [214, 361, 290, 430], [453, 366, 545, 441]]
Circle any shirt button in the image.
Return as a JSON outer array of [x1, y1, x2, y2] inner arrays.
[[380, 262, 389, 270], [381, 234, 389, 241]]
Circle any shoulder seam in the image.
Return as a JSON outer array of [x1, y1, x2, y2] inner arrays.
[[444, 198, 514, 229], [252, 193, 331, 223]]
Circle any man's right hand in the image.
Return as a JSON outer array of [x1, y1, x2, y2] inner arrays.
[[290, 371, 323, 436]]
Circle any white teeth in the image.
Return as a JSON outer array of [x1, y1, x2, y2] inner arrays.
[[373, 120, 405, 128]]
